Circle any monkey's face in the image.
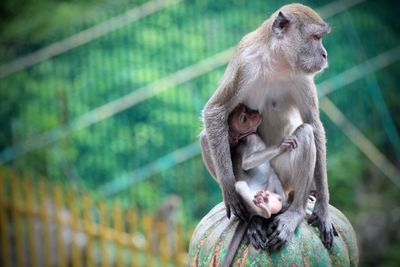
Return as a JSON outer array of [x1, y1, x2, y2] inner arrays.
[[271, 9, 331, 75], [296, 22, 331, 74], [229, 105, 262, 137]]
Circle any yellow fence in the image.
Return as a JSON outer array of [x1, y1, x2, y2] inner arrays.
[[0, 170, 188, 267]]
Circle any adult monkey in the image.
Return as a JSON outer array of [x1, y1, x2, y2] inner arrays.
[[200, 3, 336, 250]]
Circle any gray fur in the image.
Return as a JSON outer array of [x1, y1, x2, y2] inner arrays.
[[200, 3, 336, 251]]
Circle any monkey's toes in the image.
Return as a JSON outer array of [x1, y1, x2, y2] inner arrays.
[[261, 190, 270, 201], [253, 195, 265, 205], [254, 190, 266, 198]]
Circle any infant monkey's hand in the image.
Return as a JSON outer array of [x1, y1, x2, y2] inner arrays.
[[279, 136, 298, 153]]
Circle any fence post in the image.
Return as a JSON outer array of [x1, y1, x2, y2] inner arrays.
[[24, 178, 38, 267], [0, 169, 10, 267], [128, 208, 138, 267], [143, 214, 154, 267], [68, 191, 82, 267], [114, 201, 124, 267], [175, 225, 185, 267], [99, 202, 110, 267], [38, 180, 51, 267], [54, 185, 67, 267], [10, 172, 24, 267], [83, 195, 94, 267], [159, 219, 169, 266]]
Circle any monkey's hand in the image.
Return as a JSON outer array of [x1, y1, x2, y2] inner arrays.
[[247, 216, 268, 249], [223, 182, 249, 221], [279, 136, 298, 153], [307, 202, 338, 249], [266, 210, 303, 251]]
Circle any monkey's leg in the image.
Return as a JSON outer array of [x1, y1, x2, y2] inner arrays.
[[235, 181, 271, 219], [199, 130, 217, 180], [266, 123, 316, 251]]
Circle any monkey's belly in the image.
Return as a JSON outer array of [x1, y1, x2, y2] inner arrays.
[[243, 163, 273, 192]]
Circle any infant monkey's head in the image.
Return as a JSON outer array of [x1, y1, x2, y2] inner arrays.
[[228, 104, 262, 146]]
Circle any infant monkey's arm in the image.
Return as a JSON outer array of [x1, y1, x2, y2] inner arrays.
[[241, 135, 298, 171]]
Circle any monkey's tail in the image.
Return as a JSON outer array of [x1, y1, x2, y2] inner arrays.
[[221, 222, 248, 267]]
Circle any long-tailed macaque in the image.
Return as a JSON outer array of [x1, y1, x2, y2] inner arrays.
[[219, 104, 295, 267], [227, 104, 292, 218], [200, 3, 336, 250]]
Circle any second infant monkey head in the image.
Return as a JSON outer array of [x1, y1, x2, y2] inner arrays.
[[228, 104, 262, 146]]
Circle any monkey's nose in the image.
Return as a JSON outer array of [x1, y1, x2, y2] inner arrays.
[[322, 52, 327, 59]]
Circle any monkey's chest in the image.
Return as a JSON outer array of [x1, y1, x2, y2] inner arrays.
[[241, 79, 304, 145], [259, 103, 303, 145]]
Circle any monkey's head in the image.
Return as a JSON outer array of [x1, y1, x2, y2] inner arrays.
[[270, 4, 331, 74], [228, 104, 262, 146]]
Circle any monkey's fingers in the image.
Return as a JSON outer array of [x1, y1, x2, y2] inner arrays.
[[307, 213, 318, 225], [321, 225, 333, 249], [282, 139, 297, 150], [254, 190, 264, 199], [291, 136, 298, 148], [333, 224, 339, 236], [247, 217, 267, 249], [261, 190, 270, 202], [266, 226, 286, 250], [266, 218, 279, 236], [253, 196, 263, 205], [320, 221, 337, 249], [267, 222, 281, 241], [225, 204, 232, 219], [267, 236, 287, 251], [233, 202, 249, 222]]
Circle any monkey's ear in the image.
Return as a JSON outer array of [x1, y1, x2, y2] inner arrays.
[[325, 23, 332, 34], [272, 11, 291, 37]]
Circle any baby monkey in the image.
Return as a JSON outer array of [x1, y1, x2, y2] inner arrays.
[[221, 104, 297, 267], [228, 104, 291, 218]]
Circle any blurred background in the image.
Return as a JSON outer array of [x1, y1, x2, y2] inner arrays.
[[0, 0, 399, 266]]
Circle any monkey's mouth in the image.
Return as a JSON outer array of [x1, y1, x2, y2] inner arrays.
[[311, 61, 328, 73]]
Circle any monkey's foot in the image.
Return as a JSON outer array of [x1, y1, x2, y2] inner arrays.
[[308, 202, 338, 249], [254, 190, 270, 202], [266, 210, 303, 251], [247, 216, 269, 250], [253, 191, 272, 218]]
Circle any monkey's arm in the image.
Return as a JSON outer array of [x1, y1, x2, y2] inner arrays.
[[241, 135, 297, 171], [202, 56, 248, 221], [306, 88, 337, 248], [242, 145, 281, 171], [199, 130, 217, 180], [308, 119, 337, 247]]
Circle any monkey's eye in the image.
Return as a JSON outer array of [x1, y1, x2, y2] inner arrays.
[[240, 114, 247, 123], [312, 34, 322, 41]]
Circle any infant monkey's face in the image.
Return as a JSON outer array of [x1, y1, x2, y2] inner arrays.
[[229, 104, 262, 135]]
